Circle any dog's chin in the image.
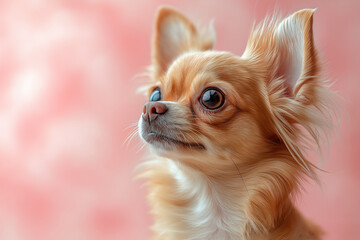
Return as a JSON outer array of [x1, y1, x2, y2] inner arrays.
[[141, 131, 205, 153]]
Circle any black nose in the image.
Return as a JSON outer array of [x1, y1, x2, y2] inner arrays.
[[142, 102, 168, 122]]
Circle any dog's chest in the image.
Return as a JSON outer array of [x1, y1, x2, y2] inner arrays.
[[168, 161, 246, 240]]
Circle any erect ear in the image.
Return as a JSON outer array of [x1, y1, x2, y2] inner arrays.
[[244, 9, 318, 99], [276, 9, 318, 97], [152, 7, 215, 79], [244, 9, 334, 176]]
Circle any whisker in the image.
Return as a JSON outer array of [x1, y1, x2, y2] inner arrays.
[[226, 151, 250, 198], [123, 128, 139, 147], [123, 122, 139, 131], [136, 142, 147, 153]]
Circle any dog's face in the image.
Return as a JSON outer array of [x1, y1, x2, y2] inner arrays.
[[139, 8, 323, 174], [139, 52, 269, 161]]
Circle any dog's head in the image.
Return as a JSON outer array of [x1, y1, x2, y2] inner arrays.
[[138, 7, 332, 176]]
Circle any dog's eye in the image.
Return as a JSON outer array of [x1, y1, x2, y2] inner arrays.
[[200, 88, 225, 110], [150, 88, 161, 101]]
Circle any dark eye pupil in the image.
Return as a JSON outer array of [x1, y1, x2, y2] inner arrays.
[[201, 88, 224, 109], [150, 88, 161, 101]]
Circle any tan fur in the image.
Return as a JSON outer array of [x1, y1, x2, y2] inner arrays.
[[137, 7, 335, 240]]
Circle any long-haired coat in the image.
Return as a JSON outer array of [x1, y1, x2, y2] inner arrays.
[[137, 7, 335, 240]]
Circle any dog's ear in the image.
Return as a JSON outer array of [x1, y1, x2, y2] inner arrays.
[[244, 9, 335, 176], [152, 7, 215, 79], [244, 9, 318, 100]]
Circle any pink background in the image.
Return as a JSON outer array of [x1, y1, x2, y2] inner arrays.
[[0, 0, 359, 239]]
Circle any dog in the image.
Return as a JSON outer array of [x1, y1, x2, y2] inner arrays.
[[137, 6, 335, 240]]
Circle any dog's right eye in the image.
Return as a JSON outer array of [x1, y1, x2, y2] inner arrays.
[[150, 88, 161, 101]]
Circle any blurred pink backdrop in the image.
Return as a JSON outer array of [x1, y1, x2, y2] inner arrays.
[[0, 0, 359, 239]]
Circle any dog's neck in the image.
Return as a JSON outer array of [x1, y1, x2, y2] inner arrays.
[[145, 157, 248, 239], [170, 159, 251, 239], [142, 153, 321, 240]]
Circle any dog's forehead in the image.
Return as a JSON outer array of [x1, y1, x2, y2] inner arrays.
[[162, 52, 219, 101], [161, 51, 255, 103]]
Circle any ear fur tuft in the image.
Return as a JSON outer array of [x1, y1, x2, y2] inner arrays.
[[151, 7, 215, 79], [244, 9, 337, 177]]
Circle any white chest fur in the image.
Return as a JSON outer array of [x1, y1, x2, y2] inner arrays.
[[167, 160, 247, 240]]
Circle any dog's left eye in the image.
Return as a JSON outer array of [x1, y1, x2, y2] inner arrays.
[[200, 87, 225, 110], [150, 88, 161, 101]]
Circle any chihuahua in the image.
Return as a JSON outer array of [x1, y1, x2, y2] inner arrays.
[[137, 7, 335, 240]]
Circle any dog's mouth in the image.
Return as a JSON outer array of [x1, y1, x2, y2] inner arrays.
[[144, 131, 205, 150]]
